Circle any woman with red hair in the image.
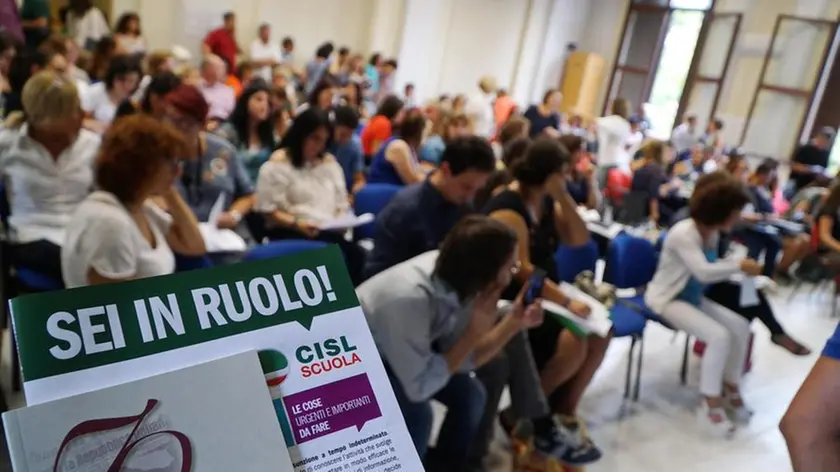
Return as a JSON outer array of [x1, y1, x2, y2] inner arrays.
[[62, 115, 205, 287]]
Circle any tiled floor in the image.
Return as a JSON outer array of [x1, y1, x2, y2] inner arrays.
[[468, 282, 835, 472]]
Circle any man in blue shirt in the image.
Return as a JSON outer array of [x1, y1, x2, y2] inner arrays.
[[363, 136, 496, 279], [331, 106, 366, 194]]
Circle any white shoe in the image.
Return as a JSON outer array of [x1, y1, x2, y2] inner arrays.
[[724, 392, 754, 425], [697, 401, 736, 438]]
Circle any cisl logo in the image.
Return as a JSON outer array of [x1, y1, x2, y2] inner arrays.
[[258, 349, 290, 396], [295, 336, 362, 378]]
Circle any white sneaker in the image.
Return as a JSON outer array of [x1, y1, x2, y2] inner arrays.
[[697, 401, 736, 438], [724, 392, 754, 425]]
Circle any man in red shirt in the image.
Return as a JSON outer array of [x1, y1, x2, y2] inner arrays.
[[203, 11, 240, 71]]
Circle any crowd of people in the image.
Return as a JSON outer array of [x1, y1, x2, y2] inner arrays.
[[1, 4, 840, 471]]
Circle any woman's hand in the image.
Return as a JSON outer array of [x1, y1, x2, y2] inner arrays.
[[740, 258, 763, 276], [468, 283, 504, 337], [510, 282, 545, 330], [294, 220, 320, 239], [216, 212, 240, 229], [567, 299, 591, 318]]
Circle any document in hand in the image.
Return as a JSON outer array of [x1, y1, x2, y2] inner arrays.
[[542, 282, 613, 338], [318, 213, 375, 231], [199, 192, 247, 252]]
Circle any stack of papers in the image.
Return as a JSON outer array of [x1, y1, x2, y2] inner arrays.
[[198, 194, 247, 253], [546, 282, 614, 337], [317, 213, 374, 231]]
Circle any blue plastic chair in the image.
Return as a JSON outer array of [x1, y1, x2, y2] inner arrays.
[[606, 231, 694, 389], [555, 240, 599, 284], [243, 240, 328, 261], [554, 239, 647, 400], [0, 182, 64, 292], [353, 184, 402, 240], [175, 255, 214, 272]]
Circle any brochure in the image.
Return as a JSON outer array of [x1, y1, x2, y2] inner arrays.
[[3, 352, 293, 471], [9, 246, 423, 472]]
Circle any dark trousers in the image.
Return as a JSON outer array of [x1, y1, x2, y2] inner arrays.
[[705, 281, 785, 336], [734, 228, 782, 276], [265, 227, 365, 286], [470, 331, 550, 469], [7, 239, 63, 282], [385, 365, 486, 464]]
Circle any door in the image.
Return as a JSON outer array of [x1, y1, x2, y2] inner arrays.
[[676, 12, 742, 132], [740, 15, 837, 160]]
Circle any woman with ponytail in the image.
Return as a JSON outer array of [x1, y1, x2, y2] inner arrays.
[[479, 137, 609, 466]]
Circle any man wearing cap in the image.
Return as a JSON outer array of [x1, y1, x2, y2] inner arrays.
[[467, 76, 497, 139]]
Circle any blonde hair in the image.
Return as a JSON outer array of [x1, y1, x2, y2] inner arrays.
[[612, 97, 631, 120], [641, 139, 667, 165], [442, 113, 471, 141], [4, 71, 80, 128], [146, 50, 173, 75]]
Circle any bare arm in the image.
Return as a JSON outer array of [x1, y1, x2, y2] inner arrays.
[[161, 188, 206, 256], [473, 316, 520, 366], [385, 140, 424, 185], [229, 194, 255, 216], [649, 198, 660, 224], [584, 176, 599, 210], [819, 215, 840, 252], [551, 188, 590, 247], [781, 356, 840, 471], [490, 210, 576, 307]]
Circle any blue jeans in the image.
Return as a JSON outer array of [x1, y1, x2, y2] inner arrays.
[[385, 364, 486, 462], [735, 228, 782, 276]]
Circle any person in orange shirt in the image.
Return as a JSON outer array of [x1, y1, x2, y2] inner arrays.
[[493, 89, 517, 136], [361, 95, 404, 162]]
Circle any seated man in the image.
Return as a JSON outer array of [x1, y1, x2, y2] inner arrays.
[[364, 136, 497, 279], [363, 137, 584, 467], [358, 216, 543, 470]]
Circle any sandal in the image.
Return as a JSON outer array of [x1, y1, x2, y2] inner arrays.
[[771, 334, 811, 356]]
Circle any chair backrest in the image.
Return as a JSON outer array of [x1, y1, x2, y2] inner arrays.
[[554, 239, 599, 284], [616, 190, 650, 226], [243, 240, 329, 261], [353, 184, 402, 240], [604, 232, 658, 289]]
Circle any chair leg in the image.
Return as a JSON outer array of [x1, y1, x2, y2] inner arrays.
[[634, 335, 644, 401], [624, 336, 636, 399], [680, 334, 691, 386]]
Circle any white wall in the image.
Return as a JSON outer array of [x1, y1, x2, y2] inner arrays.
[[105, 0, 595, 108]]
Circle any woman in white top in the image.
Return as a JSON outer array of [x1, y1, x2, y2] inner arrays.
[[82, 54, 142, 133], [0, 71, 99, 283], [62, 114, 205, 287], [66, 0, 110, 51], [255, 108, 364, 284], [113, 12, 147, 55], [645, 173, 762, 436], [595, 97, 632, 189]]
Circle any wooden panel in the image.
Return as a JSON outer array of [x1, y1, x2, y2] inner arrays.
[[560, 51, 606, 118]]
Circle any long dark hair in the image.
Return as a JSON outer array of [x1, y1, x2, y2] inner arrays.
[[69, 0, 93, 15], [307, 79, 335, 109], [278, 108, 331, 168], [376, 95, 404, 121], [229, 85, 275, 150], [823, 182, 840, 216], [115, 12, 141, 35], [434, 215, 517, 301], [140, 72, 181, 113]]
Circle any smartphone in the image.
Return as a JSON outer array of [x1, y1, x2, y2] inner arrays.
[[524, 269, 546, 305]]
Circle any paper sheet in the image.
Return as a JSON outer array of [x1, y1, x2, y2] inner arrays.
[[318, 213, 374, 231], [543, 283, 614, 338], [577, 207, 601, 223], [198, 193, 247, 253], [738, 277, 760, 307]]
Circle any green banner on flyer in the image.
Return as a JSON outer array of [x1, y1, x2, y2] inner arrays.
[[11, 246, 357, 382]]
